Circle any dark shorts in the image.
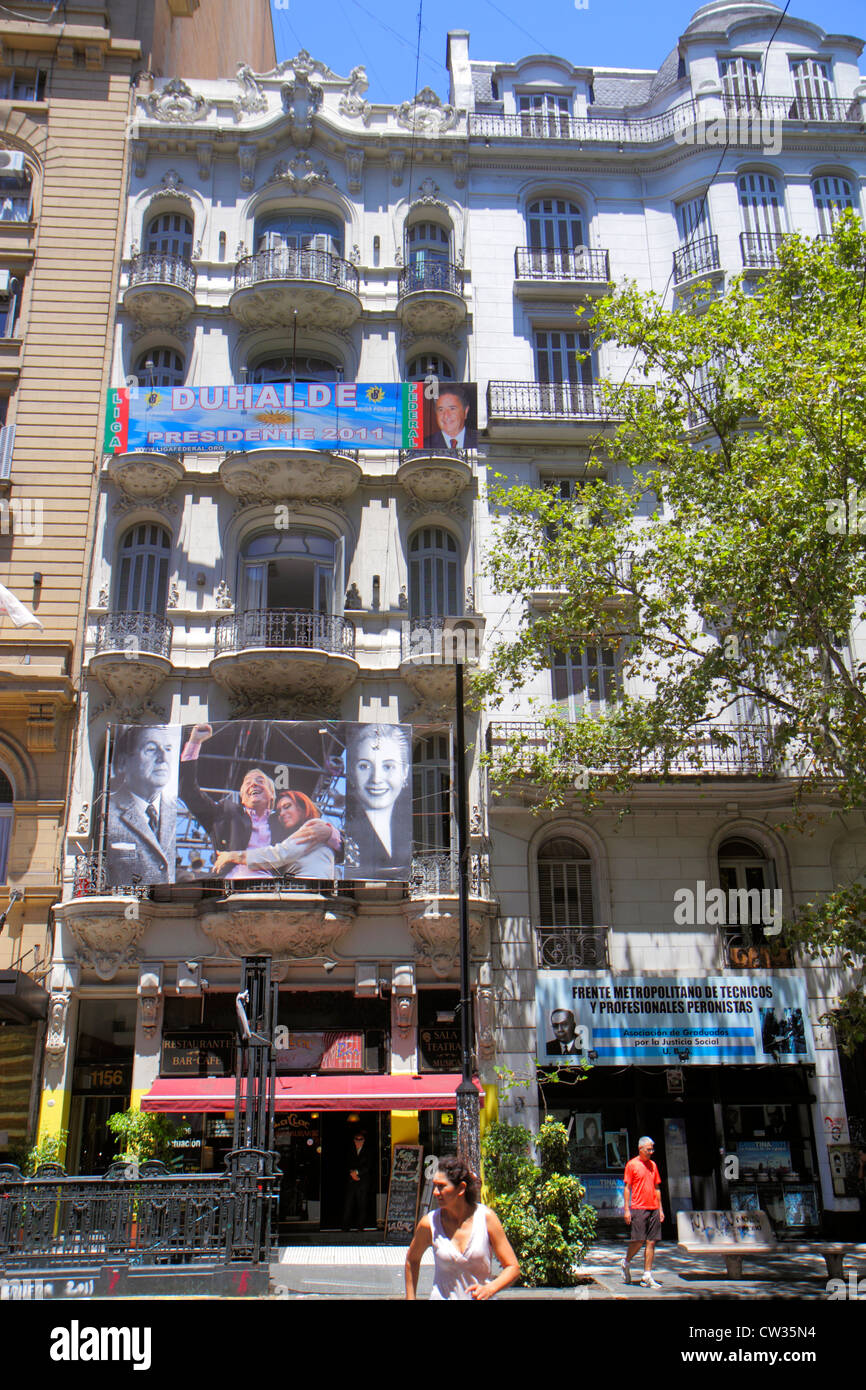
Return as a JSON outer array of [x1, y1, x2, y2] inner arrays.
[[630, 1208, 662, 1243]]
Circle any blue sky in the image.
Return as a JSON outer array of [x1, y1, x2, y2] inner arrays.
[[270, 1, 866, 103]]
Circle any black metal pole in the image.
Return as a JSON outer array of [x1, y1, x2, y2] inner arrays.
[[454, 661, 480, 1175]]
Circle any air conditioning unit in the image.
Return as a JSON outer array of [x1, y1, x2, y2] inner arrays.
[[0, 271, 11, 297], [0, 151, 26, 176]]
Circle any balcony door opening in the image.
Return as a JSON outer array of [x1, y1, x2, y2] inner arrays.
[[243, 532, 339, 616]]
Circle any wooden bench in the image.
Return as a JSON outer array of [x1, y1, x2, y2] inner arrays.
[[677, 1210, 858, 1279]]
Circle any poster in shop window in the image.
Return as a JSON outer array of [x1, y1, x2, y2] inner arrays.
[[536, 973, 814, 1065], [103, 719, 413, 887]]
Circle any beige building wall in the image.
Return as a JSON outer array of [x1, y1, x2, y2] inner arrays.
[[141, 0, 276, 79]]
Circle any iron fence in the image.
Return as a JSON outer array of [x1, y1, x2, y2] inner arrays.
[[214, 608, 356, 657], [514, 246, 610, 282], [234, 247, 359, 295], [721, 93, 862, 123], [400, 616, 482, 663], [410, 851, 491, 898], [128, 252, 197, 294], [398, 445, 471, 463], [535, 926, 610, 969], [470, 102, 700, 144], [0, 1154, 280, 1270], [94, 610, 173, 658], [673, 234, 721, 283], [721, 924, 794, 970], [487, 380, 619, 422], [487, 721, 778, 776], [398, 262, 464, 297]]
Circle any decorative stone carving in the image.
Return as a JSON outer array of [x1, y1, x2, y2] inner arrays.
[[281, 72, 323, 146], [339, 66, 372, 124], [470, 805, 483, 836], [161, 169, 184, 191], [452, 150, 468, 188], [269, 151, 335, 194], [196, 142, 214, 181], [76, 804, 90, 835], [392, 990, 417, 1037], [107, 452, 184, 501], [465, 586, 476, 613], [219, 449, 361, 504], [225, 692, 342, 721], [402, 898, 486, 978], [211, 650, 359, 705], [475, 963, 496, 1059], [397, 586, 408, 610], [346, 146, 364, 193], [131, 140, 147, 179], [214, 580, 233, 609], [345, 582, 362, 610], [389, 150, 406, 185], [234, 63, 268, 121], [58, 901, 149, 981], [167, 581, 180, 609], [397, 88, 460, 136], [111, 492, 179, 518], [97, 585, 108, 608], [404, 496, 467, 520], [45, 993, 70, 1059], [275, 49, 338, 81], [143, 79, 210, 125], [198, 898, 356, 960], [397, 457, 472, 505], [238, 144, 257, 191], [139, 994, 163, 1036]]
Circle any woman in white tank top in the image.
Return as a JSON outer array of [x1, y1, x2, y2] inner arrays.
[[404, 1157, 520, 1300]]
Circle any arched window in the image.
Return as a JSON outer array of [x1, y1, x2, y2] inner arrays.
[[404, 221, 454, 293], [738, 172, 785, 235], [254, 211, 343, 257], [0, 767, 12, 884], [409, 526, 460, 619], [144, 210, 193, 261], [0, 155, 31, 223], [527, 198, 585, 252], [116, 523, 171, 614], [242, 531, 339, 614], [134, 348, 185, 388], [812, 176, 857, 236], [537, 836, 596, 925], [248, 354, 341, 385], [412, 733, 451, 853], [716, 836, 789, 970], [407, 354, 454, 382]]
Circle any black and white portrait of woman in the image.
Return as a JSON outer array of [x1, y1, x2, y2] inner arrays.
[[344, 723, 412, 880]]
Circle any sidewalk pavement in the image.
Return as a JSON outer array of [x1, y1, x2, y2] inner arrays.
[[269, 1236, 866, 1300]]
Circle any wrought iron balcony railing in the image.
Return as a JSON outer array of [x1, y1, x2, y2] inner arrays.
[[94, 611, 173, 659], [721, 923, 794, 970], [487, 380, 620, 422], [401, 615, 482, 663], [128, 252, 197, 294], [740, 231, 787, 268], [673, 234, 721, 283], [536, 926, 610, 969], [72, 852, 152, 899], [487, 721, 778, 777], [685, 382, 723, 429], [234, 246, 359, 295], [410, 851, 491, 899], [398, 444, 472, 463], [0, 1160, 280, 1270], [514, 246, 610, 282], [214, 608, 356, 657], [720, 92, 863, 123], [398, 261, 464, 298]]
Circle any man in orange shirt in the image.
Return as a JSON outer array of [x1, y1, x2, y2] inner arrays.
[[622, 1136, 664, 1288]]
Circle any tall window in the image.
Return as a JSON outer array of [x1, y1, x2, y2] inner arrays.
[[0, 156, 31, 223], [718, 837, 777, 936], [409, 527, 460, 619], [676, 194, 709, 244], [791, 58, 834, 118], [537, 837, 596, 926], [719, 56, 760, 107], [518, 92, 570, 137], [534, 329, 594, 413], [412, 734, 451, 852], [144, 211, 193, 261], [248, 354, 341, 385], [552, 644, 618, 714], [738, 172, 785, 236], [0, 273, 20, 339], [255, 212, 342, 257], [407, 354, 454, 382], [812, 176, 857, 235], [134, 348, 185, 388], [0, 768, 12, 884], [116, 524, 170, 614], [527, 199, 585, 251], [242, 531, 338, 613]]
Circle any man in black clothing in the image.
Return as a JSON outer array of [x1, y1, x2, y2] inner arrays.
[[342, 1131, 374, 1231]]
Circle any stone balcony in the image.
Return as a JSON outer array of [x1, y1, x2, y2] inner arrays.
[[229, 247, 361, 331], [399, 615, 484, 702], [210, 608, 358, 702], [106, 450, 184, 501], [122, 253, 197, 329], [396, 446, 473, 505], [513, 245, 610, 299], [395, 261, 467, 334], [88, 611, 173, 704], [219, 447, 361, 504]]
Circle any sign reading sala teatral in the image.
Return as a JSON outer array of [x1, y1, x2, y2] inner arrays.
[[536, 973, 814, 1065], [105, 381, 478, 454]]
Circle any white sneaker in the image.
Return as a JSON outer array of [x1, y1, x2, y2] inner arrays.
[[639, 1273, 662, 1289], [620, 1257, 632, 1284]]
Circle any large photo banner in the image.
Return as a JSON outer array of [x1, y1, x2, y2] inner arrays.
[[105, 382, 478, 455], [104, 720, 413, 886], [536, 973, 814, 1066]]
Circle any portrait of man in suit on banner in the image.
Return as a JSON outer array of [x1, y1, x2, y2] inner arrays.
[[105, 724, 180, 885]]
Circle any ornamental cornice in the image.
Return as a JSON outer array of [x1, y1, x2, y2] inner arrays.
[[198, 897, 357, 959]]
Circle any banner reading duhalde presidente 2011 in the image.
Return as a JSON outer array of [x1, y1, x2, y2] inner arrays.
[[104, 382, 431, 453]]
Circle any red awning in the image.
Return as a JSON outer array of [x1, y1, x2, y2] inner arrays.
[[140, 1074, 481, 1114]]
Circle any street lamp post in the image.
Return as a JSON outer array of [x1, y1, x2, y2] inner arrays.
[[454, 660, 480, 1175]]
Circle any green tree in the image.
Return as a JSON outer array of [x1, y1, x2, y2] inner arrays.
[[106, 1107, 188, 1168], [481, 1117, 596, 1287], [478, 215, 866, 1042]]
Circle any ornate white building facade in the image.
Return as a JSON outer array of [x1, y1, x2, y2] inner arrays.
[[41, 1, 866, 1235]]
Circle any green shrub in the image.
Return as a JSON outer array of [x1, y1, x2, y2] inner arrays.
[[106, 1108, 189, 1167], [481, 1117, 596, 1287]]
